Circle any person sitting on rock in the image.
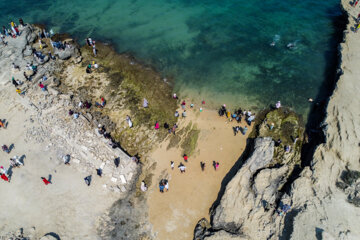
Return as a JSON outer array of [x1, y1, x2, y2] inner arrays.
[[141, 181, 148, 192]]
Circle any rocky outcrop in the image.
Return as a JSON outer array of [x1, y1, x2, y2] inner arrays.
[[285, 1, 360, 239], [195, 1, 360, 240], [195, 138, 289, 240]]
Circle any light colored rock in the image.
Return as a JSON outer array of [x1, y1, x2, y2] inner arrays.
[[120, 175, 127, 184]]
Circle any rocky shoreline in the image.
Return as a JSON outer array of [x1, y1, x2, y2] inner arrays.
[[193, 1, 360, 239], [1, 1, 358, 238]]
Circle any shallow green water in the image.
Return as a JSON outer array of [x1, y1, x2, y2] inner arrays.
[[0, 0, 343, 116]]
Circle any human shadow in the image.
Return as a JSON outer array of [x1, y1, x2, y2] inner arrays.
[[44, 232, 61, 240], [19, 154, 26, 165], [9, 144, 15, 153]]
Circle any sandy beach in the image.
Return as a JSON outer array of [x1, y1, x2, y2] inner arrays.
[[146, 105, 252, 240], [0, 85, 120, 239]]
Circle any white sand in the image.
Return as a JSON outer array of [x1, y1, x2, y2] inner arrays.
[[0, 86, 119, 239]]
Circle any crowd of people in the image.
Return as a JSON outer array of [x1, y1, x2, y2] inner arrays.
[[0, 19, 138, 188]]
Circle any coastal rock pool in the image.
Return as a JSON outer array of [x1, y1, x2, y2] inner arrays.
[[0, 0, 343, 118]]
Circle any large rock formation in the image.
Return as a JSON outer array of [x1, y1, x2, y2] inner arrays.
[[287, 1, 360, 239], [194, 1, 360, 239]]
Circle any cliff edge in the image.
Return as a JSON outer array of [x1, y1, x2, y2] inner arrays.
[[194, 1, 360, 239]]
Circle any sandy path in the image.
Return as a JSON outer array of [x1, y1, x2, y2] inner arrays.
[[0, 87, 118, 239], [147, 105, 253, 240]]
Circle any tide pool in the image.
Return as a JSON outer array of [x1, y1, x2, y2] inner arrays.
[[0, 0, 343, 117]]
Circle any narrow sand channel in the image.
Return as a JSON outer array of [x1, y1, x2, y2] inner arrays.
[[147, 106, 252, 240]]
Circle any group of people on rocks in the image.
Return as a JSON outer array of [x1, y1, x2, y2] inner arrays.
[[1, 19, 23, 42]]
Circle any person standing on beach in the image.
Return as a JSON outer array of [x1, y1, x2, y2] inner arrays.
[[154, 121, 160, 130], [2, 145, 10, 153], [1, 173, 9, 182], [178, 162, 186, 173], [0, 119, 6, 129], [183, 154, 188, 162], [41, 177, 51, 185], [170, 161, 174, 170], [215, 162, 219, 170], [242, 126, 248, 135], [63, 154, 71, 165], [200, 162, 205, 171], [172, 123, 178, 135], [84, 176, 92, 186], [164, 180, 169, 192], [181, 100, 186, 109], [93, 45, 97, 57], [182, 110, 187, 118]]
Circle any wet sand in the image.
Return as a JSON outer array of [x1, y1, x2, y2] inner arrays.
[[147, 104, 253, 240]]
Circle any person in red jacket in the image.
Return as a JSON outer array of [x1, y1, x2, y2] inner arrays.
[[41, 177, 51, 185], [1, 174, 9, 182], [183, 154, 188, 162]]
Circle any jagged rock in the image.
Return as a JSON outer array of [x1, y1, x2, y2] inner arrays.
[[54, 46, 77, 60], [23, 45, 33, 56], [210, 137, 279, 239], [74, 55, 82, 64]]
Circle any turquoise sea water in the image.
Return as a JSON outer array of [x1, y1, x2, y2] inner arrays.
[[0, 0, 343, 116]]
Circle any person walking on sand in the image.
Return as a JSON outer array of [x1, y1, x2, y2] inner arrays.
[[178, 162, 186, 173], [63, 154, 71, 165], [154, 121, 160, 130], [0, 166, 8, 175], [159, 182, 165, 193], [200, 162, 205, 171], [181, 100, 186, 109], [2, 145, 10, 153], [41, 177, 51, 185], [0, 119, 6, 129], [175, 111, 179, 117], [84, 175, 92, 186], [183, 154, 188, 162], [170, 161, 174, 170], [215, 162, 219, 170], [164, 180, 169, 192], [242, 126, 248, 135], [1, 173, 9, 182], [182, 110, 187, 118]]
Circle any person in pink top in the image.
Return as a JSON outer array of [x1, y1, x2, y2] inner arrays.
[[154, 121, 159, 130]]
